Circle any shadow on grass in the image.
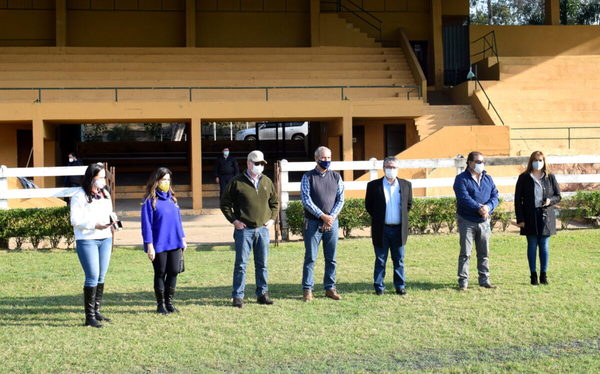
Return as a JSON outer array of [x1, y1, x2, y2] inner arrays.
[[0, 279, 452, 324]]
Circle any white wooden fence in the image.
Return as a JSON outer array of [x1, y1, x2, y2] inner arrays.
[[0, 165, 87, 209], [278, 155, 600, 210]]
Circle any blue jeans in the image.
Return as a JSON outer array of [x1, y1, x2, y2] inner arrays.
[[374, 225, 405, 291], [232, 226, 269, 299], [76, 238, 112, 287], [526, 235, 549, 273], [302, 218, 338, 290]]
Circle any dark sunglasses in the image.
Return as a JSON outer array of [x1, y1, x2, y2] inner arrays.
[[253, 161, 266, 166]]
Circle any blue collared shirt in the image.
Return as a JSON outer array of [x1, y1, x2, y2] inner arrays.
[[300, 168, 345, 219], [245, 169, 261, 190], [383, 177, 401, 225], [453, 169, 499, 223]]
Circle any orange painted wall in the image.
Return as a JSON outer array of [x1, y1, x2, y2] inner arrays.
[[0, 122, 31, 167], [470, 25, 600, 58], [0, 10, 55, 46], [354, 119, 418, 161], [68, 11, 186, 47], [196, 12, 310, 47]]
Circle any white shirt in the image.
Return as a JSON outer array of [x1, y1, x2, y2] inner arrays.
[[383, 177, 401, 225], [70, 188, 113, 240]]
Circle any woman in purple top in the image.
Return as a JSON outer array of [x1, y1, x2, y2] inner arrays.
[[141, 167, 186, 314]]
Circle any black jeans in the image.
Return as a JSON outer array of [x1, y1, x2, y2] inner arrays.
[[153, 248, 182, 290]]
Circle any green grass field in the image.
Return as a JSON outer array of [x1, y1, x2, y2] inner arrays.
[[1, 230, 599, 373]]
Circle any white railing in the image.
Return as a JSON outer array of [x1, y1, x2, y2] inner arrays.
[[278, 155, 600, 210], [0, 165, 87, 209]]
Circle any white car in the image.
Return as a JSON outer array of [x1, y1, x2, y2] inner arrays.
[[235, 121, 309, 141]]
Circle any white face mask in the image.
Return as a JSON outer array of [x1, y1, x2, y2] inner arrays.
[[251, 164, 264, 176], [384, 168, 398, 180], [68, 157, 74, 163], [94, 178, 106, 189], [532, 161, 544, 171], [473, 162, 485, 174]]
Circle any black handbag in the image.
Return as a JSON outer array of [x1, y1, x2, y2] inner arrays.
[[179, 249, 185, 273]]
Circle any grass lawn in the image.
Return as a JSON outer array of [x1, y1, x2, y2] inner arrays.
[[0, 229, 599, 373]]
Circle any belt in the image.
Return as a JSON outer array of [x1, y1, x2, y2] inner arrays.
[[384, 224, 400, 227]]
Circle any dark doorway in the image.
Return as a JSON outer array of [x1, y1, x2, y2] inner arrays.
[[352, 125, 365, 179], [384, 124, 406, 157], [17, 130, 33, 167], [443, 18, 470, 86], [410, 40, 429, 82]]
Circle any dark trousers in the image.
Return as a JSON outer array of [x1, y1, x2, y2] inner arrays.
[[153, 248, 181, 290], [218, 174, 235, 198], [373, 225, 405, 291]]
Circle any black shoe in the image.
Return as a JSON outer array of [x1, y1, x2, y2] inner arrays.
[[94, 283, 111, 322], [232, 298, 244, 308], [396, 288, 407, 295], [480, 283, 497, 289], [165, 287, 179, 313], [375, 289, 384, 296], [530, 272, 539, 285], [257, 292, 274, 305], [540, 272, 549, 285], [155, 288, 169, 314], [84, 286, 103, 328]]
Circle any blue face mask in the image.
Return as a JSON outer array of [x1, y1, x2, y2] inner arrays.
[[223, 151, 229, 157], [317, 160, 331, 170]]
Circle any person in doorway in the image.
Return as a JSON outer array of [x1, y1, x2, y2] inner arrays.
[[141, 167, 187, 314], [220, 150, 279, 308], [453, 151, 499, 291], [70, 163, 116, 328], [514, 151, 561, 285], [365, 157, 413, 296], [215, 147, 239, 198], [300, 146, 345, 301], [64, 152, 83, 187]]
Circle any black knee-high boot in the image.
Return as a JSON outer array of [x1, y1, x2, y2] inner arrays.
[[165, 287, 179, 313], [84, 286, 103, 328], [530, 272, 538, 285], [94, 283, 111, 322], [155, 288, 169, 314]]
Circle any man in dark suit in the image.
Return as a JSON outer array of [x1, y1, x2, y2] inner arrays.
[[215, 147, 240, 198], [365, 157, 413, 296]]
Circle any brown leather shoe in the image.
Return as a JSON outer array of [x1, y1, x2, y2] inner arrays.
[[458, 285, 468, 291], [232, 298, 244, 308], [480, 283, 497, 289], [325, 288, 342, 300], [303, 289, 313, 302]]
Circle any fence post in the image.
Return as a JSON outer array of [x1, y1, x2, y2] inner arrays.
[[369, 157, 378, 180], [280, 159, 289, 210], [454, 155, 465, 175], [0, 165, 8, 209]]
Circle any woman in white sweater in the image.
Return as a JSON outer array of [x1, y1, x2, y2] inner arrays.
[[70, 163, 115, 328]]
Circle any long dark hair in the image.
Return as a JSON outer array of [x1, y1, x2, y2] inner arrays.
[[81, 163, 109, 203], [143, 167, 177, 209]]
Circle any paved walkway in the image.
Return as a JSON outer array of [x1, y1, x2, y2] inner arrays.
[[113, 197, 279, 247]]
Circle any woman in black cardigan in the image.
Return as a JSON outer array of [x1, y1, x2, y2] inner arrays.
[[514, 151, 561, 285]]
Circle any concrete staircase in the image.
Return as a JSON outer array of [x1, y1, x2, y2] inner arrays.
[[0, 46, 419, 102], [415, 104, 482, 140], [481, 55, 600, 154], [319, 13, 381, 47]]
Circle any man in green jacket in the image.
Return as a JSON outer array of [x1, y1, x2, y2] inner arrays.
[[220, 150, 279, 308]]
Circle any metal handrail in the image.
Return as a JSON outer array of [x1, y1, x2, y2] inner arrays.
[[472, 77, 505, 126], [321, 0, 383, 41], [0, 84, 423, 102], [471, 30, 499, 65], [511, 126, 600, 149]]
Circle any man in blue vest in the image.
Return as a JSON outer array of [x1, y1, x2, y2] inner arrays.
[[453, 151, 499, 291], [300, 146, 345, 301]]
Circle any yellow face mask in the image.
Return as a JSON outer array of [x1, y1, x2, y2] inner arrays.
[[158, 180, 170, 192]]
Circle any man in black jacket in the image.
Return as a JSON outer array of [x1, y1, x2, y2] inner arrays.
[[215, 147, 239, 198], [365, 157, 413, 296]]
